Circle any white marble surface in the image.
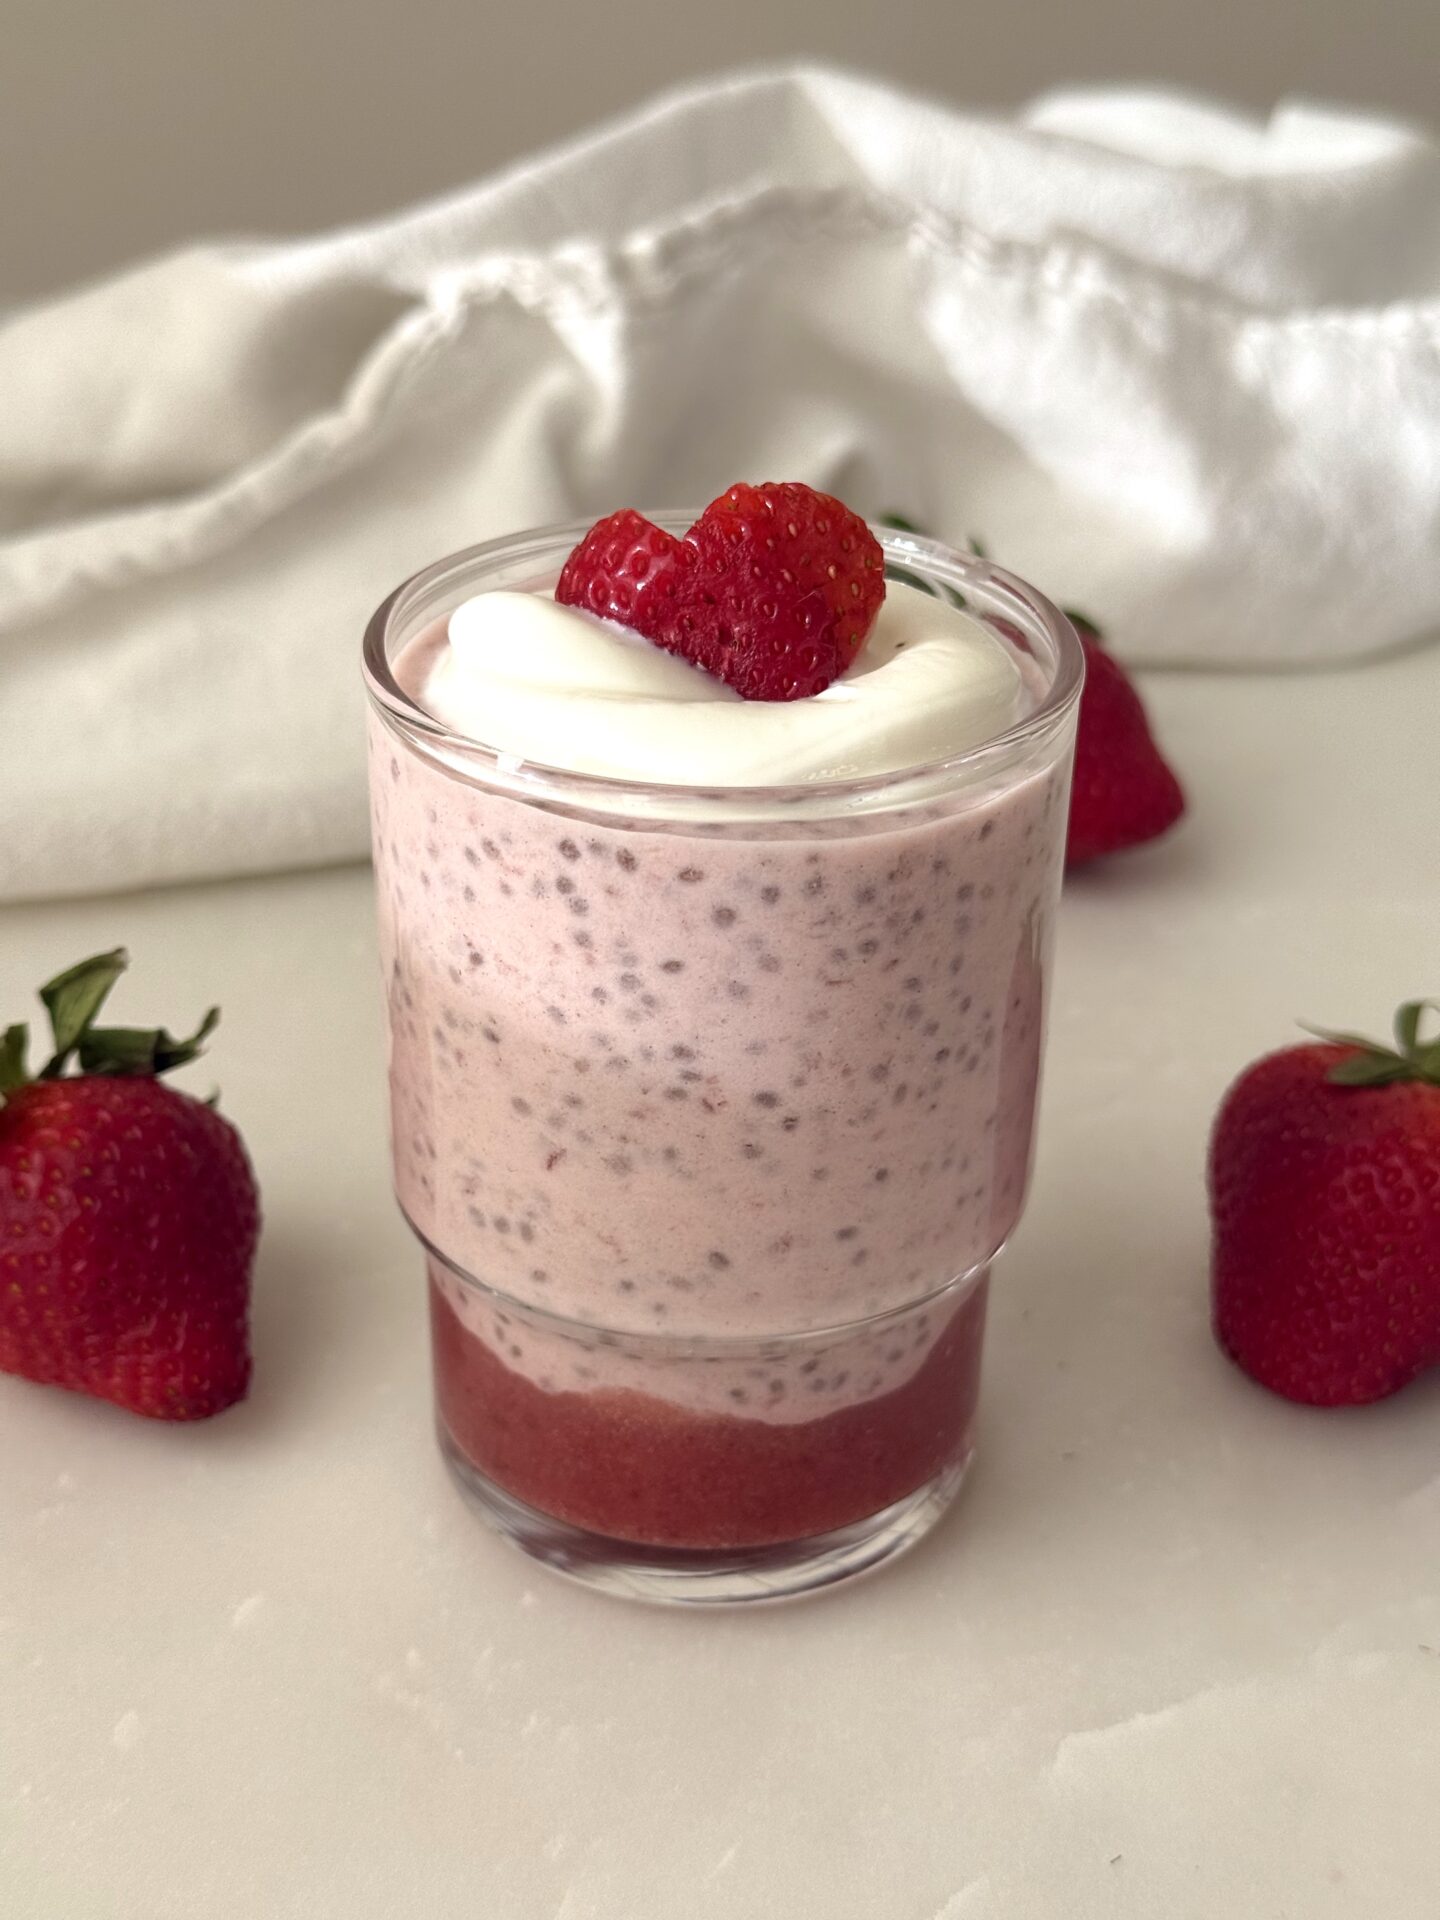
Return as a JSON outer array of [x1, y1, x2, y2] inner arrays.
[[4, 647, 1439, 1918]]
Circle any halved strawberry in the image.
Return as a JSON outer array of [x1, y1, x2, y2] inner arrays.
[[556, 484, 885, 701], [555, 508, 697, 642]]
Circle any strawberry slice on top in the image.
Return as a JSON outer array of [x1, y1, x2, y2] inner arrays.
[[556, 483, 886, 702]]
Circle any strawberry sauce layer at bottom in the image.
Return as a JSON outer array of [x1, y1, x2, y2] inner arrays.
[[430, 1277, 989, 1550]]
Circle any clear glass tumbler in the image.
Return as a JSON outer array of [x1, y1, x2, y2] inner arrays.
[[363, 520, 1082, 1603]]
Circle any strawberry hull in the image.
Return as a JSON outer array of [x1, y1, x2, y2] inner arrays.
[[430, 1269, 988, 1550]]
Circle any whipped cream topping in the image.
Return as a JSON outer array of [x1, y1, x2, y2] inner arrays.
[[414, 581, 1027, 786]]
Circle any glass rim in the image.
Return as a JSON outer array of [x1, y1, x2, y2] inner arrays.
[[362, 514, 1085, 809], [413, 1203, 995, 1355]]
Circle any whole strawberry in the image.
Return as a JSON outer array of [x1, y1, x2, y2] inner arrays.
[[881, 520, 1185, 866], [0, 951, 259, 1420], [1209, 1001, 1440, 1406], [1065, 613, 1185, 867], [557, 482, 886, 700]]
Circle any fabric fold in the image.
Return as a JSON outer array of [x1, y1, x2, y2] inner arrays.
[[2, 66, 1437, 900]]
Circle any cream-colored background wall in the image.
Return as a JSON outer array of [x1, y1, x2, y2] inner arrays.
[[5, 0, 1436, 303]]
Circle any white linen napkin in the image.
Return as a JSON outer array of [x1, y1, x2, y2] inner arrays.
[[3, 66, 1437, 902]]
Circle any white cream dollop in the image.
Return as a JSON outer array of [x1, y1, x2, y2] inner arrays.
[[416, 580, 1026, 785]]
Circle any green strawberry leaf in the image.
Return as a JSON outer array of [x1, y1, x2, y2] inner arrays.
[[9, 952, 223, 1089], [0, 1024, 29, 1096], [1393, 999, 1440, 1059], [1327, 1054, 1415, 1087], [879, 514, 968, 608], [884, 563, 939, 594], [39, 949, 128, 1072], [1063, 607, 1105, 637], [1308, 998, 1440, 1089], [1300, 1024, 1377, 1052], [78, 1007, 219, 1078]]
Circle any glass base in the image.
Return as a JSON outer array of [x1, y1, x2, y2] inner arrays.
[[437, 1419, 973, 1606]]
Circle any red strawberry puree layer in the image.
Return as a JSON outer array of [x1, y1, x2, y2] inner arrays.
[[431, 1266, 988, 1548], [369, 586, 1069, 1552]]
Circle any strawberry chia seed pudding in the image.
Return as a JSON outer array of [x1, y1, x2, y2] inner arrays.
[[364, 494, 1082, 1601]]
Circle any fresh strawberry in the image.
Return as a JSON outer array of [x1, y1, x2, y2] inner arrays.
[[1209, 1000, 1440, 1407], [687, 483, 885, 675], [0, 950, 259, 1420], [555, 508, 697, 640], [1065, 613, 1185, 867], [556, 482, 886, 701], [886, 516, 1186, 864]]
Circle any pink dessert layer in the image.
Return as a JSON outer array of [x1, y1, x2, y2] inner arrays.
[[370, 604, 1068, 1549]]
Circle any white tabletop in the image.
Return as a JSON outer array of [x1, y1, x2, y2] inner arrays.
[[5, 647, 1439, 1918]]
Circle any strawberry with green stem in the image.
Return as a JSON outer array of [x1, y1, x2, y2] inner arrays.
[[1210, 1001, 1440, 1406], [0, 950, 259, 1420]]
